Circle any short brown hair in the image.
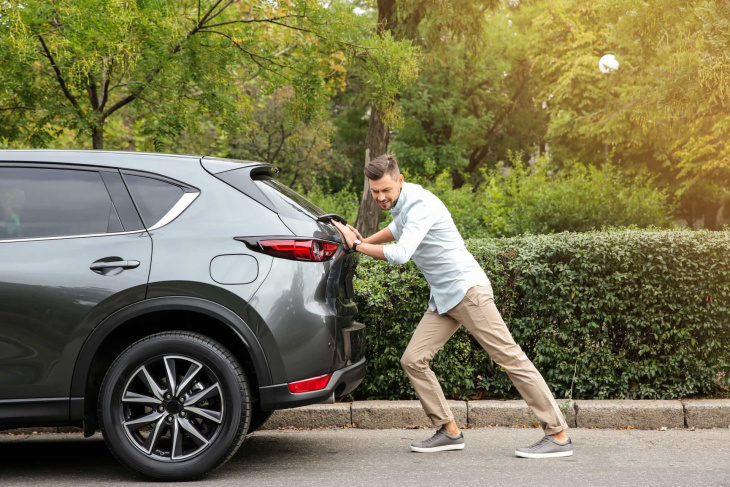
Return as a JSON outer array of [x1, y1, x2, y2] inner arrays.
[[364, 154, 400, 180]]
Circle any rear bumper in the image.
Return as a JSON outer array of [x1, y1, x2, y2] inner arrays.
[[258, 358, 366, 411]]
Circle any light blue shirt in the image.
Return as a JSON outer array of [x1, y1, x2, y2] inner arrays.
[[382, 182, 490, 314]]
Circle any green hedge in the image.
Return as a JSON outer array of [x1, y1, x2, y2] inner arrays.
[[353, 229, 730, 400]]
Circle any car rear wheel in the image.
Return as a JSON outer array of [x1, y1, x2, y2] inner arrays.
[[98, 331, 250, 480]]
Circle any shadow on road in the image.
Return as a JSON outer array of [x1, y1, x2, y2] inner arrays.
[[0, 432, 328, 483]]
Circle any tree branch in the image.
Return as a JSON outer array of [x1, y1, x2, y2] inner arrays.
[[87, 73, 100, 111], [202, 15, 305, 30], [102, 0, 227, 119], [201, 0, 234, 25], [99, 57, 113, 112], [37, 34, 84, 118], [199, 29, 296, 78]]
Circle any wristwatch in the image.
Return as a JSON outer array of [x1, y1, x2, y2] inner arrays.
[[352, 238, 362, 252]]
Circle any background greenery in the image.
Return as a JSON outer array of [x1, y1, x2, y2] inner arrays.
[[3, 0, 729, 230], [1, 0, 728, 401], [353, 229, 730, 400]]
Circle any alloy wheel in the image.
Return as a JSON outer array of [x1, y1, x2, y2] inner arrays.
[[120, 355, 224, 461]]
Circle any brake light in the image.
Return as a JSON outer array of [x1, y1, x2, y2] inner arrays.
[[256, 239, 339, 262], [288, 373, 332, 393]]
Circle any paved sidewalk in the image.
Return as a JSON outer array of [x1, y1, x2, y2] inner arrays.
[[1, 428, 729, 486], [5, 399, 729, 435]]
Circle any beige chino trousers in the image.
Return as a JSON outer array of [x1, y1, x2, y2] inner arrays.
[[400, 285, 568, 435]]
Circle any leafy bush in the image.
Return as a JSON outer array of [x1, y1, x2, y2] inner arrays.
[[304, 183, 360, 225], [353, 229, 730, 400], [413, 158, 674, 238], [306, 157, 673, 238]]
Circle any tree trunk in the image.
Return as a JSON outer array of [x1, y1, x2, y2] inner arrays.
[[702, 201, 721, 231], [354, 0, 396, 237], [92, 124, 104, 150], [355, 106, 390, 236]]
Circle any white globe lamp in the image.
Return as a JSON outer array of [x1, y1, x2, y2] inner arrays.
[[599, 54, 619, 74]]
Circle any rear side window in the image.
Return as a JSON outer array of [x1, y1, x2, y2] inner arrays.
[[253, 176, 326, 219], [0, 167, 122, 240], [123, 174, 185, 228]]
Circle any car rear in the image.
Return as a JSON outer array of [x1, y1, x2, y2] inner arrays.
[[201, 157, 366, 409]]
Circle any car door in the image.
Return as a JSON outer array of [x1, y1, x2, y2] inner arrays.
[[0, 164, 152, 405]]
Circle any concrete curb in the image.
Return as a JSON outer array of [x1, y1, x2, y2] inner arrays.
[[3, 400, 729, 435], [259, 399, 730, 431]]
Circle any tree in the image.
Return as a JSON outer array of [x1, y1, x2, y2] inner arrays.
[[393, 2, 544, 189], [226, 85, 350, 192], [529, 0, 730, 228], [0, 0, 415, 151], [353, 0, 417, 237], [353, 0, 499, 235]]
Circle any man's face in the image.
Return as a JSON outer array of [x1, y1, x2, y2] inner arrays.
[[369, 173, 404, 211]]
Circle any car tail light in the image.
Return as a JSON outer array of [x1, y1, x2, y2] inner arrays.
[[238, 238, 339, 262], [287, 373, 332, 393]]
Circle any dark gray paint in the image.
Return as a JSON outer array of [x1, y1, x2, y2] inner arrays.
[[0, 232, 151, 399], [0, 150, 365, 429]]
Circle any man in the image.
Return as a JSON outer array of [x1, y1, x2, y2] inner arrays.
[[332, 154, 572, 458]]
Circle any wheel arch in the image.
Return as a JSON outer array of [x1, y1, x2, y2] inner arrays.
[[70, 296, 271, 426]]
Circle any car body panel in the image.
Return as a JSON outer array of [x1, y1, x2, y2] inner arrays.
[[0, 231, 152, 399], [0, 149, 366, 431], [143, 161, 285, 320]]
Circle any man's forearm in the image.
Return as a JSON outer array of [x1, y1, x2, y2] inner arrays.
[[355, 242, 387, 261], [364, 227, 394, 245]]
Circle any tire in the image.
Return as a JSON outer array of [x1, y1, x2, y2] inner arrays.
[[98, 331, 251, 480], [247, 406, 274, 434]]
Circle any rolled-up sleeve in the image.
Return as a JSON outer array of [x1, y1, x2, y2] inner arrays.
[[382, 206, 435, 265], [387, 220, 401, 240]]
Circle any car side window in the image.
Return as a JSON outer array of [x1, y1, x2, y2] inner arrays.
[[122, 174, 185, 228], [0, 167, 123, 241]]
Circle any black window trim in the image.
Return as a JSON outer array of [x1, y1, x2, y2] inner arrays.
[[120, 170, 201, 231]]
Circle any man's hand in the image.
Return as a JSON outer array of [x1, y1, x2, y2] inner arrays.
[[332, 220, 356, 249], [347, 224, 363, 241], [331, 220, 388, 261]]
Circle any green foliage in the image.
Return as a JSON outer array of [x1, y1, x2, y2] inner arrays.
[[304, 184, 360, 225], [408, 156, 673, 238], [530, 0, 730, 227], [224, 86, 351, 193], [354, 229, 730, 400], [0, 0, 418, 150], [392, 2, 544, 182]]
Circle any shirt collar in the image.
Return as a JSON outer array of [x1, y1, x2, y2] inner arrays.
[[390, 182, 408, 217]]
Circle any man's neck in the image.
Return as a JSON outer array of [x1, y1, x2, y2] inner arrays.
[[391, 184, 404, 211]]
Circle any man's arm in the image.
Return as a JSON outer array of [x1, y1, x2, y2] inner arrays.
[[333, 221, 389, 261], [334, 207, 434, 264], [351, 241, 387, 261], [350, 225, 395, 245]]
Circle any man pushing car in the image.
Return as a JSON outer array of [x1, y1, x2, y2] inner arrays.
[[332, 154, 572, 458]]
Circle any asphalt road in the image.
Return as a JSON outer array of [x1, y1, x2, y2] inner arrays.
[[1, 427, 728, 486]]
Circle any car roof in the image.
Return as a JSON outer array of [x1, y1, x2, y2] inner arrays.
[[0, 149, 263, 176]]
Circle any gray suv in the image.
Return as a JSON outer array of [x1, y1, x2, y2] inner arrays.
[[0, 150, 365, 480]]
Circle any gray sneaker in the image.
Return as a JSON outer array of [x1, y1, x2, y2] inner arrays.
[[410, 427, 465, 453], [515, 435, 573, 458]]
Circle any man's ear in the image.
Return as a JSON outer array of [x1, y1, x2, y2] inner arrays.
[[398, 174, 404, 186]]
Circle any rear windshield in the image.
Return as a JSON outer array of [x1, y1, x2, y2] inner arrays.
[[253, 176, 326, 220]]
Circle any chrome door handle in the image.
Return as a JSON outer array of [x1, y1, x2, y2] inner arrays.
[[90, 260, 141, 271]]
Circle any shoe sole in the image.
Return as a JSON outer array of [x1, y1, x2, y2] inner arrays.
[[514, 450, 573, 459], [410, 443, 465, 453]]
